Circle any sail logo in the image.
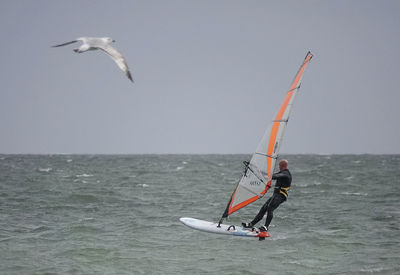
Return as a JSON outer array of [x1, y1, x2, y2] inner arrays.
[[249, 180, 261, 186]]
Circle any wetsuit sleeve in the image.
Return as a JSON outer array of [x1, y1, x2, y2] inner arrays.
[[272, 171, 289, 180]]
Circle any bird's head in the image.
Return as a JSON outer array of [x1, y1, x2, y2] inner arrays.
[[103, 37, 115, 43]]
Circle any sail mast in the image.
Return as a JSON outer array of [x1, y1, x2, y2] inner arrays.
[[219, 52, 313, 223]]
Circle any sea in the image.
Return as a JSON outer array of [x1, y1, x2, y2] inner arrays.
[[0, 154, 399, 275]]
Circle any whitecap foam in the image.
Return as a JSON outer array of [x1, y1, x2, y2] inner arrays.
[[297, 183, 309, 187], [73, 179, 88, 184], [359, 266, 387, 273], [76, 174, 94, 178], [38, 168, 52, 172], [137, 184, 149, 188], [271, 234, 288, 241], [298, 181, 321, 187], [341, 192, 368, 196]]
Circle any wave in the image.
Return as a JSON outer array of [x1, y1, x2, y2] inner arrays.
[[76, 174, 94, 178], [341, 192, 368, 196], [38, 167, 52, 172], [137, 184, 149, 188]]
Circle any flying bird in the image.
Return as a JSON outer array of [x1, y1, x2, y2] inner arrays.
[[52, 37, 134, 82]]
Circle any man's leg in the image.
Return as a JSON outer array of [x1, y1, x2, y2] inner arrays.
[[264, 194, 286, 228], [247, 197, 272, 226]]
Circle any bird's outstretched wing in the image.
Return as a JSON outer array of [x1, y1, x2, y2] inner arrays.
[[51, 40, 78, 47], [99, 44, 134, 82]]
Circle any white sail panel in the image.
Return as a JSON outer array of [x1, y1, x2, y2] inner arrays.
[[253, 124, 274, 167], [228, 163, 267, 212]]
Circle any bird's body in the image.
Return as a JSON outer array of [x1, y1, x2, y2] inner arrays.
[[52, 37, 133, 82]]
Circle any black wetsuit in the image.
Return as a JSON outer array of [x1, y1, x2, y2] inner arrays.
[[250, 169, 292, 227]]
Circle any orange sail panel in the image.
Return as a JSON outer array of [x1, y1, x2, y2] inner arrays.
[[225, 51, 313, 216]]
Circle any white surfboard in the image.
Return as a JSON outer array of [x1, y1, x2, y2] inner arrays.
[[179, 217, 270, 238]]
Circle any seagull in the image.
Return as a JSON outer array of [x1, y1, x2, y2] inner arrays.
[[52, 37, 134, 82]]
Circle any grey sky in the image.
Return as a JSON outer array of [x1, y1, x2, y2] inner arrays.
[[0, 0, 399, 154]]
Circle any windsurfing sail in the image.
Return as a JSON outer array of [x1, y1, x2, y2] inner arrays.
[[218, 51, 313, 225]]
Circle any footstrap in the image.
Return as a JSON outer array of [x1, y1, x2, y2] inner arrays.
[[227, 225, 236, 231]]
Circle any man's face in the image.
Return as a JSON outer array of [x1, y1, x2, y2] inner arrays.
[[279, 161, 287, 170]]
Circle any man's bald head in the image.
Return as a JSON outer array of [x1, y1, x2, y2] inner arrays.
[[279, 159, 288, 170]]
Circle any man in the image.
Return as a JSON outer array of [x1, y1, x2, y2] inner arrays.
[[242, 159, 292, 232]]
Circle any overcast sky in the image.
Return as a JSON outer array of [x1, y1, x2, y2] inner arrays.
[[0, 0, 399, 154]]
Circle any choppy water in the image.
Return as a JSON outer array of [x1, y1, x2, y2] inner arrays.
[[0, 154, 399, 274]]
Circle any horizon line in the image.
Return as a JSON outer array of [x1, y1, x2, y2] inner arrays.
[[0, 152, 399, 156]]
